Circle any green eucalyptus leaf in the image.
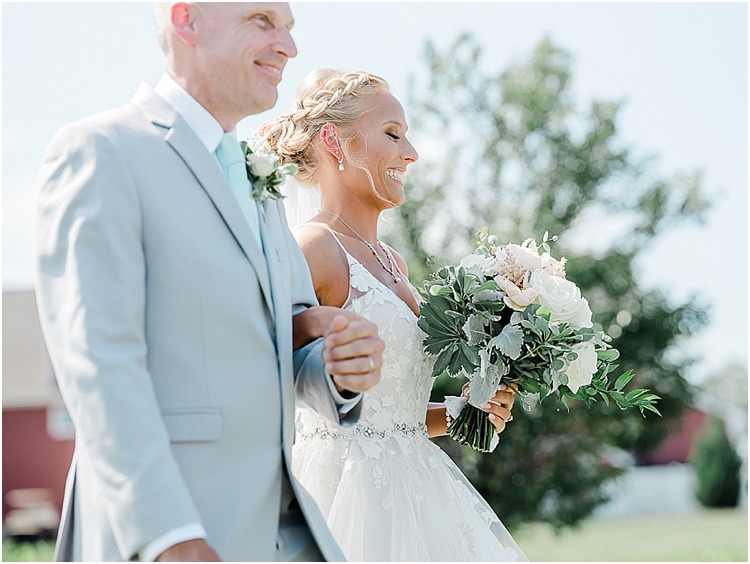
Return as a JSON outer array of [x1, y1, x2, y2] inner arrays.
[[614, 370, 635, 391], [597, 349, 620, 362], [536, 305, 552, 319], [429, 284, 454, 297]]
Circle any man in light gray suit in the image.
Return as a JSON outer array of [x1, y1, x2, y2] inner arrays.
[[35, 3, 384, 561]]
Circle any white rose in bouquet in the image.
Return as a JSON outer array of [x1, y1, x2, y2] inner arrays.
[[530, 269, 593, 329], [557, 341, 598, 393]]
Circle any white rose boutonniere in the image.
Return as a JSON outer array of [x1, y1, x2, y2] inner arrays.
[[241, 136, 298, 203]]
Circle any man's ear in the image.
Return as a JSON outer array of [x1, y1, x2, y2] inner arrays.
[[171, 2, 198, 47]]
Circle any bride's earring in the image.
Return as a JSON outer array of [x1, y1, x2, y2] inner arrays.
[[337, 153, 344, 172]]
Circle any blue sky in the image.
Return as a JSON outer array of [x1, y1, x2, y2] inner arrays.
[[3, 2, 747, 382]]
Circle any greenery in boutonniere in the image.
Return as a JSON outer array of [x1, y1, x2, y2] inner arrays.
[[241, 136, 298, 203]]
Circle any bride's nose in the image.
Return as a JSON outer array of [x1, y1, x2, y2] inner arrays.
[[402, 139, 418, 163]]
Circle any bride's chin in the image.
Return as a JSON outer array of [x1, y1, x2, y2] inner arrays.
[[372, 186, 405, 209], [380, 194, 405, 210], [385, 186, 406, 207]]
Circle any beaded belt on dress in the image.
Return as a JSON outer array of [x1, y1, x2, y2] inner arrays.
[[298, 422, 428, 442]]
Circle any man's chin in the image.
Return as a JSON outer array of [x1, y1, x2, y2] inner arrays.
[[251, 89, 280, 115]]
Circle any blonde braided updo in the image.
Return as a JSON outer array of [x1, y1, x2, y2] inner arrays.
[[264, 69, 390, 186]]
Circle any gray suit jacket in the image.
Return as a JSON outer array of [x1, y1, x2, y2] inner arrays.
[[35, 84, 352, 561]]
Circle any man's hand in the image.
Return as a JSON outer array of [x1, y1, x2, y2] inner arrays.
[[156, 539, 221, 562], [323, 314, 383, 394]]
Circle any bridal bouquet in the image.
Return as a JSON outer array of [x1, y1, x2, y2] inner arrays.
[[418, 228, 660, 452]]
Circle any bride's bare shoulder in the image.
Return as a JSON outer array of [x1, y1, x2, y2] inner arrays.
[[292, 222, 342, 260], [292, 221, 350, 306]]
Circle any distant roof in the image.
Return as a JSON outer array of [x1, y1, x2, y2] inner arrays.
[[2, 290, 63, 409]]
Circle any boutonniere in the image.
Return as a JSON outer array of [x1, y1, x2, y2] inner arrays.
[[240, 136, 298, 203]]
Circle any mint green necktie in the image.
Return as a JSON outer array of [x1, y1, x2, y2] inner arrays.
[[215, 134, 261, 245]]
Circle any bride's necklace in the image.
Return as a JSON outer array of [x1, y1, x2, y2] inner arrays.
[[320, 210, 402, 284]]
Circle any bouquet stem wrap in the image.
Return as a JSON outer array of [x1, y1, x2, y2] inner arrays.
[[445, 395, 500, 453]]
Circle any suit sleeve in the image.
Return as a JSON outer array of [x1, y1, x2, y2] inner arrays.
[[35, 122, 203, 559]]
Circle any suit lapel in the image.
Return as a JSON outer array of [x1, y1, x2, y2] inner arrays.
[[131, 84, 275, 317]]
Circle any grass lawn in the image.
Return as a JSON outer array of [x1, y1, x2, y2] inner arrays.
[[2, 540, 54, 562], [515, 508, 748, 561], [2, 508, 747, 561]]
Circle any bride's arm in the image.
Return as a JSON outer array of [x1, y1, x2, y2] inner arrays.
[[426, 403, 450, 437], [291, 222, 383, 400], [291, 223, 352, 350]]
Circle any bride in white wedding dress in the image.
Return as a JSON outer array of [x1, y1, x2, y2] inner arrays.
[[265, 69, 526, 562]]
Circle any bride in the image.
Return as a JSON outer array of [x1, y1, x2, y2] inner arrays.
[[265, 69, 526, 561]]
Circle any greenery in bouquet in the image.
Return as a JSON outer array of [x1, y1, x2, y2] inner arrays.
[[418, 228, 660, 452]]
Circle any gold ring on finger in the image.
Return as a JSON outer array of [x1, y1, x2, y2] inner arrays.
[[367, 356, 375, 371]]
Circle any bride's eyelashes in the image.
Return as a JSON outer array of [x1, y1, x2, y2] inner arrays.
[[386, 131, 401, 141]]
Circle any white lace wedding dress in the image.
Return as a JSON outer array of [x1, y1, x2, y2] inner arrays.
[[292, 234, 526, 562]]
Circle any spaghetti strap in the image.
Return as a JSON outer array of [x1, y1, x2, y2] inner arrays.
[[315, 224, 356, 310], [322, 225, 357, 265]]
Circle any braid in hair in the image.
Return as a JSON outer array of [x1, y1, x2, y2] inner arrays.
[[264, 69, 389, 186]]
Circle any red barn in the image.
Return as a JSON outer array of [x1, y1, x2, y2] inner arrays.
[[2, 290, 74, 536]]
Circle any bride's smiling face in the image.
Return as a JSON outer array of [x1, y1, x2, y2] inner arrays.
[[345, 92, 418, 208]]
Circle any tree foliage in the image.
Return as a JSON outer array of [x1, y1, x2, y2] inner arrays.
[[384, 34, 709, 528], [690, 416, 742, 507]]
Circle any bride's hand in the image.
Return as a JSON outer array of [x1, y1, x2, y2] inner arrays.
[[464, 383, 517, 434]]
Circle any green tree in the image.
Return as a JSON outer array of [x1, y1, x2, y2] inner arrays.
[[384, 34, 708, 528], [691, 416, 742, 507]]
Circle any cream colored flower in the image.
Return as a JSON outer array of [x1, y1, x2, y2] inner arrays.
[[540, 252, 566, 277], [495, 276, 539, 311], [505, 241, 543, 272], [529, 269, 592, 329], [494, 241, 542, 286]]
